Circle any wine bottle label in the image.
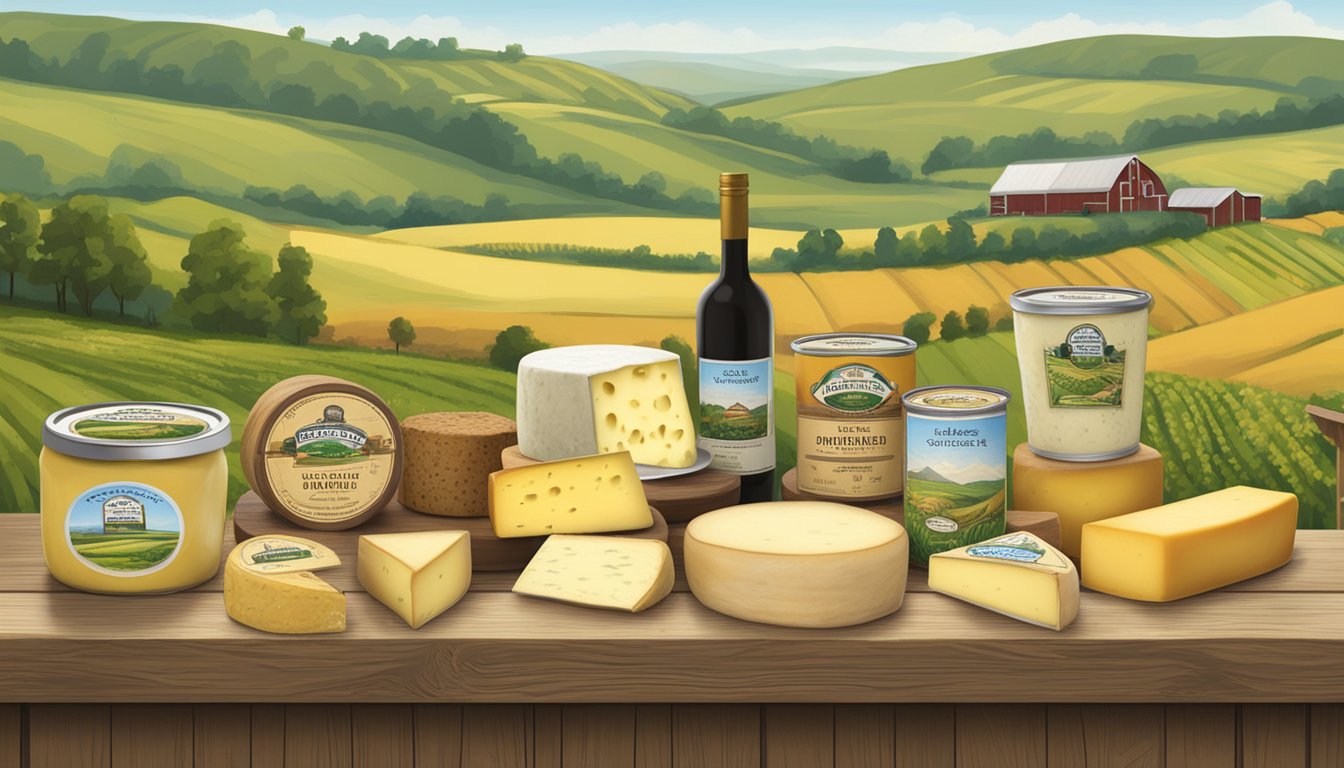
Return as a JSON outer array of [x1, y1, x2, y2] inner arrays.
[[697, 357, 775, 474]]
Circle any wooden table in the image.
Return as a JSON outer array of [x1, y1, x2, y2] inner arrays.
[[2, 514, 1343, 767]]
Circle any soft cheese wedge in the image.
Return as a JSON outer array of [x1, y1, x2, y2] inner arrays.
[[224, 535, 345, 634], [928, 532, 1079, 631], [684, 501, 908, 628], [488, 452, 653, 538], [513, 535, 674, 612], [358, 531, 472, 629], [516, 345, 697, 468], [1081, 486, 1298, 602]]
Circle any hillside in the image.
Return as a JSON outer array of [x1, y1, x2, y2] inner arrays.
[[724, 35, 1338, 168]]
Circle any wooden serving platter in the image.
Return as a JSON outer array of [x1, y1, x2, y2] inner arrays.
[[234, 491, 668, 572], [500, 445, 740, 522]]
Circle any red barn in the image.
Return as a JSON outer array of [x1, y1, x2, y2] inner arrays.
[[1167, 187, 1262, 227], [989, 154, 1168, 216]]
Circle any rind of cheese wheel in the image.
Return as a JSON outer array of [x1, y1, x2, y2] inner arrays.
[[399, 411, 517, 517], [516, 345, 697, 468], [928, 532, 1079, 631], [224, 536, 345, 634], [1081, 486, 1297, 602], [684, 501, 908, 628], [513, 535, 674, 612], [488, 452, 653, 538]]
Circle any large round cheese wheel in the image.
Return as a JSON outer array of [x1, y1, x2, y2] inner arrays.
[[684, 501, 909, 628]]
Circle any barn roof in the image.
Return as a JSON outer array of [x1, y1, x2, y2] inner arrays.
[[990, 154, 1140, 195], [1168, 187, 1238, 208]]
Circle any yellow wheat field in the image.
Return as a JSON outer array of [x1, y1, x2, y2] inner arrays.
[[1231, 335, 1344, 396]]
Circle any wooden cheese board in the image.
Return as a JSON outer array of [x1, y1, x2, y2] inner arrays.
[[233, 491, 668, 572], [500, 445, 740, 522]]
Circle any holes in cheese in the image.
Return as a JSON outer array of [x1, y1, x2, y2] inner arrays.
[[1081, 486, 1298, 602], [488, 452, 654, 538], [224, 535, 345, 634], [684, 501, 908, 628], [513, 535, 674, 612], [358, 530, 472, 629], [516, 345, 697, 468], [928, 532, 1079, 631]]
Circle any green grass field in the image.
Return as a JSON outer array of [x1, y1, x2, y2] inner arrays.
[[69, 530, 180, 571], [1045, 357, 1126, 407], [905, 482, 1007, 563]]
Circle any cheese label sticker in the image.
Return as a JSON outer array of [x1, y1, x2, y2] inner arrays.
[[810, 364, 897, 413], [237, 536, 341, 574], [698, 357, 775, 474], [968, 534, 1071, 569], [66, 481, 183, 576], [1043, 323, 1126, 408]]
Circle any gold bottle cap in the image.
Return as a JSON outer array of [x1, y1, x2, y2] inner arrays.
[[719, 172, 749, 195]]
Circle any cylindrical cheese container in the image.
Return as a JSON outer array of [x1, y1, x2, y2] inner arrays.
[[790, 333, 917, 501], [241, 375, 403, 530], [400, 411, 517, 517], [902, 386, 1009, 566], [40, 402, 231, 594], [1010, 286, 1152, 462]]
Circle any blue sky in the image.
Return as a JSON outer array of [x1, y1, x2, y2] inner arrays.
[[5, 0, 1344, 53]]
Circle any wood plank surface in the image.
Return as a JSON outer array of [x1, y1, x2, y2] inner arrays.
[[110, 704, 193, 768], [250, 705, 284, 768], [459, 704, 531, 768], [284, 704, 352, 768], [763, 704, 833, 768], [673, 705, 760, 768], [412, 705, 462, 768], [893, 704, 954, 767], [1311, 704, 1344, 768], [635, 704, 673, 768], [28, 704, 109, 768], [0, 706, 19, 768], [835, 704, 894, 768], [193, 704, 251, 768], [353, 704, 413, 768], [1165, 704, 1236, 768], [562, 704, 636, 766], [1242, 704, 1308, 768], [534, 704, 562, 768], [956, 704, 1046, 768], [1047, 704, 1164, 767]]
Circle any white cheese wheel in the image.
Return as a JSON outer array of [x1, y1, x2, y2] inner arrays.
[[684, 501, 908, 628]]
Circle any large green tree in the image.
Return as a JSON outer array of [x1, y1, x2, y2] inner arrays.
[[0, 193, 39, 299], [490, 325, 548, 372], [174, 219, 278, 335], [267, 243, 327, 344], [106, 215, 152, 317], [33, 195, 120, 314]]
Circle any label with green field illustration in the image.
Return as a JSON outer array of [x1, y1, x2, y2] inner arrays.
[[65, 482, 183, 576], [905, 411, 1007, 565], [70, 405, 207, 442], [1044, 324, 1126, 408], [810, 364, 896, 413], [236, 536, 341, 575], [698, 358, 774, 475]]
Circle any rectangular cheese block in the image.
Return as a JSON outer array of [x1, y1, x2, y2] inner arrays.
[[928, 532, 1079, 631], [1081, 486, 1298, 602], [1012, 443, 1164, 560], [513, 535, 674, 612], [358, 530, 472, 628], [516, 345, 697, 468], [224, 535, 345, 634], [488, 452, 653, 538]]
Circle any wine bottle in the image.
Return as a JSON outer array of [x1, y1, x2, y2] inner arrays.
[[697, 172, 776, 502]]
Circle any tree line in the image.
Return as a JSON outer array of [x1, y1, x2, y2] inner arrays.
[[1276, 168, 1344, 218], [325, 30, 526, 62], [900, 304, 1010, 345], [922, 94, 1344, 175]]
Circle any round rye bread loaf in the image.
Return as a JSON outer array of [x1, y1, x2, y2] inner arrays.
[[399, 412, 518, 517]]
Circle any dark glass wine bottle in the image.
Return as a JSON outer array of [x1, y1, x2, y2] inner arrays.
[[696, 172, 776, 503]]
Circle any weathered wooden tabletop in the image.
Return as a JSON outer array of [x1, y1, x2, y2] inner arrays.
[[3, 514, 1343, 704]]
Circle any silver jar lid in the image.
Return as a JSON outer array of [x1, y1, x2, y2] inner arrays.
[[1009, 286, 1153, 315], [43, 402, 232, 461], [790, 333, 917, 357], [902, 386, 1011, 417]]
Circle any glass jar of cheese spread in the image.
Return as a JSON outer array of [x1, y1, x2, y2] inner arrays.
[[1010, 287, 1153, 462], [40, 402, 231, 594]]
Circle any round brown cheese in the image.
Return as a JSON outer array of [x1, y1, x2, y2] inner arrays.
[[241, 375, 402, 530], [400, 412, 517, 517]]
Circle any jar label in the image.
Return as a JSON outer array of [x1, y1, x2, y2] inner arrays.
[[697, 357, 774, 474], [263, 393, 398, 524], [69, 405, 208, 442], [796, 415, 903, 498], [1043, 323, 1125, 408], [904, 412, 1007, 565], [65, 481, 183, 576], [810, 364, 897, 413]]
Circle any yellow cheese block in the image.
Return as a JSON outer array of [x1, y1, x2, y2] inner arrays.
[[928, 532, 1079, 630], [358, 530, 472, 629], [1012, 443, 1164, 560], [513, 535, 674, 612], [684, 501, 908, 628], [1081, 486, 1298, 602], [224, 535, 345, 634], [488, 452, 653, 538]]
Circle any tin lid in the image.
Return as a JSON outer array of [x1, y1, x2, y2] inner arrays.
[[43, 402, 232, 461], [790, 333, 918, 357], [902, 386, 1011, 417], [1009, 286, 1152, 316]]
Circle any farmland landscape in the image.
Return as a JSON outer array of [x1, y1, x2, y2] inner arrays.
[[1, 11, 1342, 524]]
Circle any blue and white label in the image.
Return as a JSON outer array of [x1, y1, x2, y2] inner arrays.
[[66, 481, 184, 576], [698, 357, 775, 474]]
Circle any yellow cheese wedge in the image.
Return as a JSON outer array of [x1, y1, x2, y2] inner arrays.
[[684, 501, 908, 628], [513, 535, 674, 612], [488, 452, 653, 538], [224, 535, 345, 634], [358, 530, 472, 629], [928, 532, 1079, 630], [1012, 443, 1164, 560], [1081, 486, 1298, 602]]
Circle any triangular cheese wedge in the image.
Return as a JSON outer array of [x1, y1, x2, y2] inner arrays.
[[513, 535, 673, 612], [358, 531, 472, 629], [928, 532, 1079, 630], [224, 536, 345, 634]]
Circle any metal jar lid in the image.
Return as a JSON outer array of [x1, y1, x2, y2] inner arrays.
[[43, 401, 232, 461], [1009, 286, 1153, 316], [790, 333, 918, 357], [902, 386, 1011, 417]]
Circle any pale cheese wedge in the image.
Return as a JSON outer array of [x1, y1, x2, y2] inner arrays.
[[358, 530, 472, 629], [224, 535, 345, 634], [513, 535, 673, 612], [488, 452, 652, 538], [928, 532, 1079, 631]]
